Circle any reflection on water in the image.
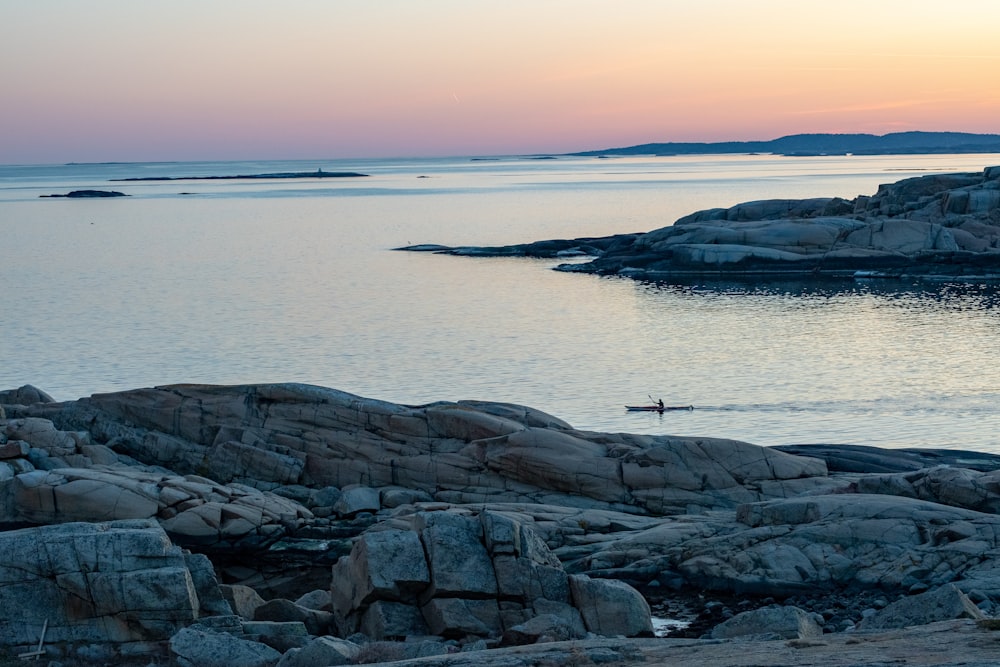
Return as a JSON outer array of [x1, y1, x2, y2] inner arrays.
[[587, 275, 1000, 450], [640, 275, 1000, 307]]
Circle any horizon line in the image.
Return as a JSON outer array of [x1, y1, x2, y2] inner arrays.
[[4, 129, 1000, 168]]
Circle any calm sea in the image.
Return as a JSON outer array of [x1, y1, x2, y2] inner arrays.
[[3, 153, 1000, 452]]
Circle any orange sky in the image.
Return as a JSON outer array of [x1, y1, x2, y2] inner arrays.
[[2, 0, 998, 163]]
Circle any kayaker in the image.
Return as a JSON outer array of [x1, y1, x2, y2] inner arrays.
[[657, 398, 664, 410]]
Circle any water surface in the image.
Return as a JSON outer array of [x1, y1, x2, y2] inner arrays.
[[3, 153, 1000, 451]]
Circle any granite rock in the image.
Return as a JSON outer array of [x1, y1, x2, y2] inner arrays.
[[275, 635, 360, 667], [169, 625, 282, 667], [9, 382, 1000, 662], [18, 383, 828, 516], [857, 583, 985, 630], [331, 507, 651, 641], [0, 520, 206, 653], [710, 605, 823, 639], [5, 465, 311, 548]]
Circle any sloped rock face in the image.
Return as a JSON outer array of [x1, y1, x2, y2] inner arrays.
[[562, 166, 1000, 279], [169, 626, 282, 667], [857, 583, 984, 630], [20, 383, 827, 516], [0, 520, 210, 654], [573, 493, 1000, 597], [3, 463, 312, 549], [855, 464, 1000, 514], [330, 508, 652, 640], [14, 385, 1000, 606]]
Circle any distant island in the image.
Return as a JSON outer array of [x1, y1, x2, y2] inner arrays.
[[571, 131, 1000, 157], [110, 168, 368, 182]]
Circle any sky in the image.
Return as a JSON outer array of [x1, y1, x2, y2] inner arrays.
[[2, 0, 999, 164]]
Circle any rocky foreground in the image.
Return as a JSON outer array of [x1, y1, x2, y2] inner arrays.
[[399, 165, 1000, 281], [4, 383, 1000, 665]]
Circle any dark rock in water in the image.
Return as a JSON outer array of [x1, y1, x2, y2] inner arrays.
[[394, 233, 641, 259], [40, 189, 129, 198]]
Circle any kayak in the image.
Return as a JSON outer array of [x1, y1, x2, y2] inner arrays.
[[625, 405, 694, 412]]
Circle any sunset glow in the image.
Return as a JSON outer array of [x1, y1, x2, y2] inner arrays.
[[2, 0, 998, 163]]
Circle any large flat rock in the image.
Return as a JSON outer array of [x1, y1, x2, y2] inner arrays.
[[19, 383, 828, 516]]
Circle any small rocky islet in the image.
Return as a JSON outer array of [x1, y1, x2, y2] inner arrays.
[[38, 170, 368, 198], [4, 383, 1000, 666], [399, 165, 1000, 282]]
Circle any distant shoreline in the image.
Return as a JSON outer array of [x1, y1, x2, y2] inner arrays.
[[571, 130, 1000, 157], [110, 169, 368, 182]]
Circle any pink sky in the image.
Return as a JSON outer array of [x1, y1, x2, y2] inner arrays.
[[2, 0, 999, 164]]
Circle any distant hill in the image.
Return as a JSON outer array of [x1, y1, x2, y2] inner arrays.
[[571, 131, 1000, 157]]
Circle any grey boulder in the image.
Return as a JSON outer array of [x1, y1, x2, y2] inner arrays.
[[169, 626, 282, 667], [710, 605, 823, 639]]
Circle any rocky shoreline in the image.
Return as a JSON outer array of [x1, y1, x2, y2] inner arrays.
[[398, 165, 1000, 282], [4, 382, 1000, 665]]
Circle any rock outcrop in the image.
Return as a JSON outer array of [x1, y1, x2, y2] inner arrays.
[[0, 519, 216, 660], [1, 430, 313, 550], [399, 166, 1000, 280], [7, 382, 1000, 664], [329, 507, 652, 641], [169, 625, 282, 667], [16, 383, 828, 516]]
